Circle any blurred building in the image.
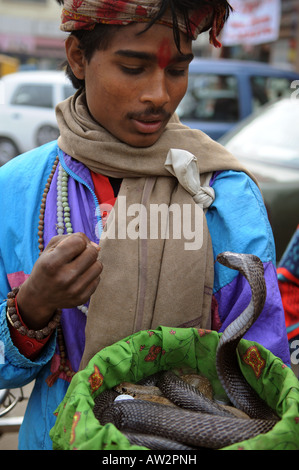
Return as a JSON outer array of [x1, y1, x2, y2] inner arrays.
[[275, 0, 299, 71], [194, 0, 299, 73], [0, 0, 66, 72], [0, 0, 298, 73]]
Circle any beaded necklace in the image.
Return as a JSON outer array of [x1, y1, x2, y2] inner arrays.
[[39, 155, 90, 383], [38, 156, 59, 253], [56, 162, 89, 316], [57, 162, 73, 236]]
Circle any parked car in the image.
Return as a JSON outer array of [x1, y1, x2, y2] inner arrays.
[[177, 58, 299, 141], [1, 61, 299, 165], [0, 70, 75, 165], [219, 97, 299, 262]]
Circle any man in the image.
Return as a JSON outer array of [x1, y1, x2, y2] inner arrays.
[[0, 0, 289, 450]]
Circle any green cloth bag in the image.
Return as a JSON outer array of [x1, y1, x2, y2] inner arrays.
[[50, 326, 299, 450]]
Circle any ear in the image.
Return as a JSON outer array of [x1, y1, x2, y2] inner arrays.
[[65, 35, 86, 80]]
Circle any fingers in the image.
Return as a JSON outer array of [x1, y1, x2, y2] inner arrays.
[[67, 243, 101, 278], [62, 242, 103, 294], [39, 232, 103, 308], [62, 262, 102, 308], [42, 233, 100, 277], [17, 233, 102, 328], [45, 232, 99, 262]]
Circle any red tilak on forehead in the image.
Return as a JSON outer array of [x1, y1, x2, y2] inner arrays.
[[157, 38, 172, 69]]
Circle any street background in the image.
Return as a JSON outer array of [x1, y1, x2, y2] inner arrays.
[[0, 0, 298, 451], [0, 0, 298, 74]]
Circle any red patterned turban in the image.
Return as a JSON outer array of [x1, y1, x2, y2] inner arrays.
[[60, 0, 230, 47]]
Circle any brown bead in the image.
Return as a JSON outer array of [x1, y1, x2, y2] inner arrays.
[[18, 326, 27, 336], [35, 330, 44, 340], [53, 311, 62, 322], [14, 321, 22, 329], [41, 326, 51, 337], [27, 330, 36, 338], [7, 298, 15, 307], [10, 313, 19, 323]]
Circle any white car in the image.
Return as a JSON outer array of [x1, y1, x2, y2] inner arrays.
[[219, 98, 299, 261], [0, 70, 75, 165]]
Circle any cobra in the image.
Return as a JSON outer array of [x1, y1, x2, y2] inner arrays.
[[215, 251, 277, 420], [94, 252, 279, 449]]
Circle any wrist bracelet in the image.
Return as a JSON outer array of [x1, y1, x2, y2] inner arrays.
[[6, 287, 61, 341]]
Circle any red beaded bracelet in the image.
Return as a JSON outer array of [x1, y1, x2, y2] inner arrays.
[[6, 287, 61, 341]]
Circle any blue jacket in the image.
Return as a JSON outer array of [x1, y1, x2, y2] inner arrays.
[[0, 141, 290, 449]]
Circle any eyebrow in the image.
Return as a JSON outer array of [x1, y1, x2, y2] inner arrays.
[[114, 49, 194, 64]]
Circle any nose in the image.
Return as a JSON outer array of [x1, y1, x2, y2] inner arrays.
[[140, 70, 170, 108]]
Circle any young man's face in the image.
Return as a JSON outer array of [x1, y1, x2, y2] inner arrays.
[[67, 22, 193, 147]]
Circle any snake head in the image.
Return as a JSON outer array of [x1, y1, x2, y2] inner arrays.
[[216, 251, 263, 272], [216, 251, 266, 314]]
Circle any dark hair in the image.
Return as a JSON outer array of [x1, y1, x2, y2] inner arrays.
[[64, 24, 122, 89], [142, 0, 232, 52], [57, 0, 232, 89]]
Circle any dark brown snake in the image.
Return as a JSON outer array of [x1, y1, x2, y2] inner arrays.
[[94, 252, 279, 449]]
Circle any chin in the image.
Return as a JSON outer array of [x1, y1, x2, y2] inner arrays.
[[125, 133, 163, 148]]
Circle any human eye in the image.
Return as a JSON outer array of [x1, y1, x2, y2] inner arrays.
[[167, 61, 189, 77], [168, 68, 187, 77], [120, 65, 144, 75]]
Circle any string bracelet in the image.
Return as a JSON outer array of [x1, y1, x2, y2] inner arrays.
[[6, 287, 61, 341]]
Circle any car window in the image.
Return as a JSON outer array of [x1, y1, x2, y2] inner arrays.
[[176, 73, 239, 123], [63, 84, 75, 100], [251, 76, 295, 112], [223, 100, 299, 167], [0, 81, 4, 105], [11, 84, 53, 108]]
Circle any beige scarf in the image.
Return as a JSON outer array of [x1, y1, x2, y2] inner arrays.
[[56, 91, 254, 370]]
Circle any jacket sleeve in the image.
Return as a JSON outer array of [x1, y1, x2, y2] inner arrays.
[[207, 169, 290, 366], [0, 299, 56, 389], [0, 144, 59, 389]]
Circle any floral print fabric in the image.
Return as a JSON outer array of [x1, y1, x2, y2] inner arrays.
[[50, 326, 299, 450]]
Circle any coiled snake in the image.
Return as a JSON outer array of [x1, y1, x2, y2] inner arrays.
[[94, 252, 279, 449]]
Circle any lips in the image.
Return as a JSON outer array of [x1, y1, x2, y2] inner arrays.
[[132, 118, 164, 134], [129, 111, 170, 135]]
